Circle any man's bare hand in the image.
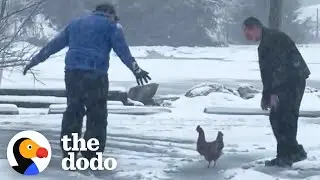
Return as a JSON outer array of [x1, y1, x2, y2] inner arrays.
[[270, 94, 279, 110], [261, 97, 269, 111]]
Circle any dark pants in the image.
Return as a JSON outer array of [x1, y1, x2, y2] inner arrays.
[[269, 78, 306, 159], [60, 70, 109, 159]]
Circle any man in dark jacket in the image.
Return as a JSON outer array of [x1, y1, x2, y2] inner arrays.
[[22, 3, 151, 160], [242, 17, 311, 167]]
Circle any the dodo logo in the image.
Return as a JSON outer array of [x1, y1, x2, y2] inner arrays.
[[6, 130, 51, 175]]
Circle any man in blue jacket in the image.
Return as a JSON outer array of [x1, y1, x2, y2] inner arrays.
[[23, 3, 151, 160]]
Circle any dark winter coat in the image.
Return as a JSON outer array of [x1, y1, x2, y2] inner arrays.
[[258, 27, 311, 100], [30, 11, 136, 74]]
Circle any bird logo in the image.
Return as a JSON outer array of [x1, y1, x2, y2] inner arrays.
[[7, 130, 51, 175]]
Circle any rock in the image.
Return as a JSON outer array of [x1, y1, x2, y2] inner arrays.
[[127, 98, 144, 106], [305, 86, 318, 93], [128, 83, 159, 105], [160, 100, 174, 107], [145, 50, 167, 59], [152, 95, 181, 106], [237, 85, 260, 99], [185, 82, 237, 98]]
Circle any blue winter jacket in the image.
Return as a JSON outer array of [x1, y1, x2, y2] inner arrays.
[[30, 11, 135, 74]]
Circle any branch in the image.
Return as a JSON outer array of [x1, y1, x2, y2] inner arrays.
[[0, 44, 39, 68], [0, 0, 7, 18], [29, 69, 45, 85], [0, 0, 44, 53], [0, 0, 44, 21]]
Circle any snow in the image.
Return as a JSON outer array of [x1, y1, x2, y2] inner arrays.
[[0, 104, 17, 109], [1, 109, 320, 179], [191, 93, 320, 111], [3, 44, 320, 89], [1, 45, 320, 179], [0, 104, 18, 114], [0, 96, 123, 105], [0, 96, 66, 103], [0, 159, 102, 180], [33, 14, 58, 39], [297, 4, 320, 22], [127, 98, 145, 106]]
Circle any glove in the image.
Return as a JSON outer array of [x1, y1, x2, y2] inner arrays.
[[134, 68, 151, 86], [131, 60, 151, 85], [22, 60, 36, 75]]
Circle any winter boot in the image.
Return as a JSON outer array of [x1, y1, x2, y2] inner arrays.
[[265, 157, 292, 167], [290, 144, 307, 163], [265, 144, 292, 167]]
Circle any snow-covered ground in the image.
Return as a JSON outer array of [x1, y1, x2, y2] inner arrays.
[[1, 45, 320, 180], [3, 44, 320, 88]]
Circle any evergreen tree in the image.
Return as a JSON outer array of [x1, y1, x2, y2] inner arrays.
[[229, 0, 312, 43], [282, 0, 311, 42], [40, 0, 234, 46]]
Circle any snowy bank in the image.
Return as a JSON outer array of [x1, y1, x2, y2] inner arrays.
[[167, 83, 320, 117]]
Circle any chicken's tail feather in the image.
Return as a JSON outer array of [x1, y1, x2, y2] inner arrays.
[[216, 131, 223, 141], [216, 131, 224, 151]]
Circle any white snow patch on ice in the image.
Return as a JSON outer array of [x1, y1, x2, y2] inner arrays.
[[170, 92, 320, 115], [224, 168, 281, 180], [0, 104, 18, 113]]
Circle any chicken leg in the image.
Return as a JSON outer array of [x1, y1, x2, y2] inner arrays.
[[208, 161, 217, 168]]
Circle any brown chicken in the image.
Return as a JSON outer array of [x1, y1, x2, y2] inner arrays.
[[196, 125, 224, 168]]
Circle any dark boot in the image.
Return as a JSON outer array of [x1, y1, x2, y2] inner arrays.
[[265, 157, 292, 167], [265, 143, 292, 167], [290, 144, 307, 163]]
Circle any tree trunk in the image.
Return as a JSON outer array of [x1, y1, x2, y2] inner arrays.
[[269, 0, 283, 30], [0, 53, 3, 87], [0, 0, 6, 18], [0, 0, 7, 87]]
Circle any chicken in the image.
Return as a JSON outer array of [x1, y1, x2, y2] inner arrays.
[[196, 125, 224, 168]]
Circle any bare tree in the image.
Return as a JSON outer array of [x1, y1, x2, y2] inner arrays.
[[269, 0, 283, 29], [0, 0, 46, 86], [0, 0, 45, 68]]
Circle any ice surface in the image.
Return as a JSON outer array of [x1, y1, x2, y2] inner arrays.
[[0, 86, 127, 92], [48, 104, 172, 115], [0, 159, 104, 180], [1, 110, 320, 180], [204, 107, 320, 117], [171, 92, 320, 113]]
